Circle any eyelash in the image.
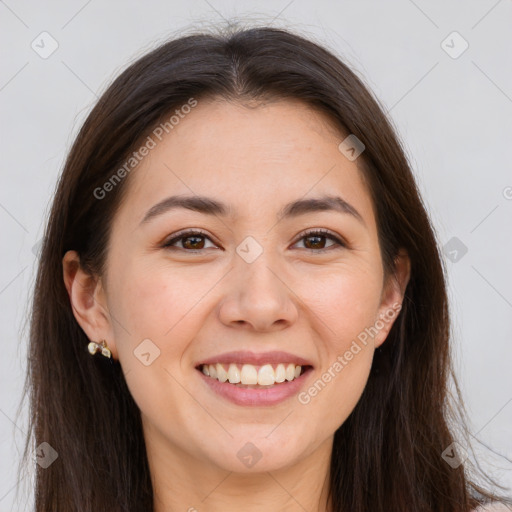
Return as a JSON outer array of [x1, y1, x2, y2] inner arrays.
[[162, 228, 346, 253]]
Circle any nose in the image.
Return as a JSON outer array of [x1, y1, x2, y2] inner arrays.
[[218, 253, 299, 332]]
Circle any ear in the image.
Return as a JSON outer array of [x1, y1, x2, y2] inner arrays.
[[373, 248, 411, 348], [62, 250, 118, 359]]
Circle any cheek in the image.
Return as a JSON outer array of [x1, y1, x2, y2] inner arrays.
[[111, 265, 206, 440], [288, 266, 381, 427], [301, 264, 383, 348], [113, 261, 209, 345], [299, 333, 375, 433]]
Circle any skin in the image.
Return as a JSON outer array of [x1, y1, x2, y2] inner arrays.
[[63, 97, 410, 512]]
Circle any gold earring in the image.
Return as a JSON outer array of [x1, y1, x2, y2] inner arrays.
[[87, 339, 112, 359]]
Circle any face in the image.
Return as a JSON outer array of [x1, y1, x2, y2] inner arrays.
[[65, 97, 409, 477]]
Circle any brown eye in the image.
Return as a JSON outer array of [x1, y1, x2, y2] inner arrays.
[[303, 234, 328, 250], [181, 235, 206, 250], [163, 230, 216, 251], [294, 230, 345, 252]]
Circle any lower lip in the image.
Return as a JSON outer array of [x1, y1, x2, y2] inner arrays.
[[197, 367, 313, 406]]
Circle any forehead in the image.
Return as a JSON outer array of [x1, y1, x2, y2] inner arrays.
[[116, 97, 375, 229]]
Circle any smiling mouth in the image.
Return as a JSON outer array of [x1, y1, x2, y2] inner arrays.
[[195, 362, 313, 388]]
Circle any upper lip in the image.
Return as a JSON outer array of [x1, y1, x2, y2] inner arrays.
[[196, 350, 314, 368]]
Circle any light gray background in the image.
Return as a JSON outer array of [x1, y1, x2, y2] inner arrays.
[[1, 1, 511, 510]]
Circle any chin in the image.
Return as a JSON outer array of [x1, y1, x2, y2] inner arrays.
[[215, 452, 300, 474], [203, 433, 308, 474]]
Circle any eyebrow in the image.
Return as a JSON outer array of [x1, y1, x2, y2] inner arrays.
[[139, 194, 366, 227]]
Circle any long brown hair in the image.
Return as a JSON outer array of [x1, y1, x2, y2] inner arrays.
[[16, 23, 511, 511]]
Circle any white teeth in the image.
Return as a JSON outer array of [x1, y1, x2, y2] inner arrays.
[[275, 363, 286, 383], [257, 364, 275, 386], [241, 364, 258, 385], [216, 363, 228, 383], [227, 363, 241, 384], [200, 362, 305, 386]]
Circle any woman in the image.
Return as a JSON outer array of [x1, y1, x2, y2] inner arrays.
[[18, 24, 511, 511]]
